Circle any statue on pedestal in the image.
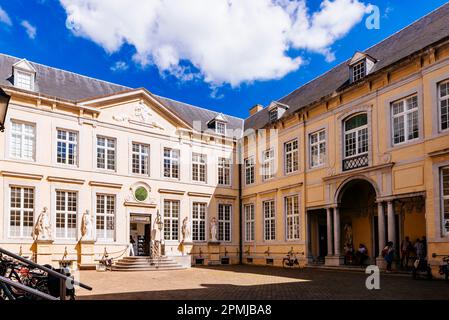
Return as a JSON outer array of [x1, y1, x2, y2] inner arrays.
[[81, 210, 93, 240], [181, 217, 191, 243], [33, 207, 52, 241], [210, 217, 218, 242]]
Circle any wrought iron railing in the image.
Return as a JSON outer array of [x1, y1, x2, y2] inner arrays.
[[342, 154, 369, 171]]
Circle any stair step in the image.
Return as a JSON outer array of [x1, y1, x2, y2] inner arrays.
[[111, 267, 187, 271], [111, 256, 185, 272], [115, 262, 179, 267]]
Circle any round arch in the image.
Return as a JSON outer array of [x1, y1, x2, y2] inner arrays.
[[334, 175, 380, 204]]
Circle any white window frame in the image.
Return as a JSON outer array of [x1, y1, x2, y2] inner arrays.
[[9, 120, 35, 161], [8, 186, 34, 238], [15, 71, 33, 91], [218, 204, 232, 242], [263, 200, 276, 241], [245, 157, 255, 185], [55, 190, 77, 240], [344, 113, 369, 160], [285, 195, 300, 241], [215, 121, 226, 135], [441, 166, 449, 236], [192, 152, 207, 183], [218, 157, 231, 186], [309, 130, 326, 168], [269, 108, 278, 122], [96, 136, 116, 171], [56, 129, 78, 166], [163, 147, 180, 179], [391, 95, 419, 146], [352, 60, 366, 82], [284, 139, 299, 174], [132, 142, 150, 175], [262, 148, 275, 181], [95, 194, 116, 241], [438, 80, 449, 132], [244, 204, 255, 242], [163, 200, 180, 241], [192, 202, 206, 242]]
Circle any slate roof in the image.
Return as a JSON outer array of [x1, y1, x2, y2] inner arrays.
[[244, 2, 449, 130], [0, 53, 243, 137]]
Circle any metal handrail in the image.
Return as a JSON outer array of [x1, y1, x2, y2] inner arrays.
[[0, 275, 58, 301], [0, 247, 92, 300]]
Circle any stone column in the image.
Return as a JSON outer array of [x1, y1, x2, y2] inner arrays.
[[326, 207, 333, 256], [377, 202, 386, 255], [333, 206, 341, 256], [387, 200, 396, 244]]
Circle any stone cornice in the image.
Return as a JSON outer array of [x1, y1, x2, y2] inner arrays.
[[158, 188, 185, 195], [187, 192, 213, 198], [0, 171, 43, 180], [47, 176, 85, 185], [323, 163, 394, 182], [89, 181, 123, 189]]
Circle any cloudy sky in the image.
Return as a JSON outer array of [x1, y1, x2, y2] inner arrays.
[[0, 0, 447, 118]]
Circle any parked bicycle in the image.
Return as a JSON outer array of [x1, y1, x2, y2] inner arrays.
[[282, 249, 304, 269], [411, 257, 432, 280]]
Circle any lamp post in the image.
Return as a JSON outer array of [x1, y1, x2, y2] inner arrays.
[[0, 88, 11, 132]]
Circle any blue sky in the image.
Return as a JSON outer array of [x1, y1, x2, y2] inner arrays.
[[0, 0, 448, 119]]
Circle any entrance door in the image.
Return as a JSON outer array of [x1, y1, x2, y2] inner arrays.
[[144, 224, 152, 256], [318, 225, 328, 258], [130, 214, 152, 256]]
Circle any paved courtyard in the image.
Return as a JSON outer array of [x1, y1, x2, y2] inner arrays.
[[75, 265, 449, 300]]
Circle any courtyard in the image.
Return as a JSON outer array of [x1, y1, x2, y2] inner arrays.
[[75, 265, 449, 300]]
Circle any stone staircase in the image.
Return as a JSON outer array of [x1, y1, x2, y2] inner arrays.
[[111, 256, 187, 272]]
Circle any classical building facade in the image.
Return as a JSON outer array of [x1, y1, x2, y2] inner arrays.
[[1, 4, 449, 275]]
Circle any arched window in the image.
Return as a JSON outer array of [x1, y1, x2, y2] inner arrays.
[[343, 113, 369, 171]]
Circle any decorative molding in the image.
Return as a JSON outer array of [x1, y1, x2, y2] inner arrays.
[[124, 202, 157, 208], [279, 182, 303, 191], [323, 162, 394, 182], [376, 191, 426, 202], [187, 192, 213, 198], [428, 148, 449, 158], [47, 176, 85, 185], [258, 188, 278, 196], [158, 188, 185, 195], [214, 194, 237, 200], [89, 181, 123, 189], [0, 171, 43, 180]]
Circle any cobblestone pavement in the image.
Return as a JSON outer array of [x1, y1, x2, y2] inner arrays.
[[76, 265, 449, 300]]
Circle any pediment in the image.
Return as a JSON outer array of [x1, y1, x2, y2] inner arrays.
[[13, 59, 36, 73], [349, 51, 376, 66]]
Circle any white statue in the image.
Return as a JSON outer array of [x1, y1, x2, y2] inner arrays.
[[181, 217, 191, 242], [210, 217, 218, 242], [81, 210, 93, 240], [135, 103, 152, 123], [344, 223, 353, 247], [33, 207, 52, 240], [151, 211, 163, 257]]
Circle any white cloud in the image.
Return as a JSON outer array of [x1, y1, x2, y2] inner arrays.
[[21, 20, 37, 39], [110, 61, 129, 72], [60, 0, 370, 87], [0, 6, 12, 26]]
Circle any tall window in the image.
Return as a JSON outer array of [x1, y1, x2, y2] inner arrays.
[[97, 136, 116, 170], [218, 204, 232, 242], [310, 130, 326, 168], [262, 148, 275, 180], [216, 121, 226, 135], [57, 129, 78, 165], [192, 153, 207, 182], [245, 157, 255, 185], [391, 95, 419, 145], [56, 190, 77, 239], [244, 204, 255, 242], [263, 200, 276, 241], [10, 121, 35, 161], [441, 167, 449, 235], [269, 108, 278, 122], [163, 148, 180, 179], [9, 186, 34, 238], [132, 143, 150, 175], [15, 71, 33, 90], [438, 80, 449, 131], [192, 202, 206, 242], [352, 61, 366, 82], [285, 195, 300, 240], [96, 194, 115, 240], [343, 113, 369, 171], [218, 157, 231, 186], [284, 139, 299, 174], [164, 200, 179, 241]]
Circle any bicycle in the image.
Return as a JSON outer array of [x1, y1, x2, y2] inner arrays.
[[282, 250, 304, 269]]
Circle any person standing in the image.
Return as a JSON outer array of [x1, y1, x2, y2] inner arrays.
[[129, 235, 136, 256], [400, 236, 412, 269], [414, 238, 425, 260], [383, 241, 395, 272]]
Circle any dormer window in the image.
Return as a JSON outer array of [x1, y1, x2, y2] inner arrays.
[[267, 101, 289, 123], [15, 71, 33, 90], [269, 108, 278, 123], [207, 113, 228, 136], [349, 51, 376, 84], [215, 121, 226, 135], [352, 61, 366, 82], [12, 59, 36, 92]]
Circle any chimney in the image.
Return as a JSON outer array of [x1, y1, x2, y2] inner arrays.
[[249, 104, 264, 116]]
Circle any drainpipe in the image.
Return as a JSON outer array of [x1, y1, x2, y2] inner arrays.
[[238, 162, 243, 265]]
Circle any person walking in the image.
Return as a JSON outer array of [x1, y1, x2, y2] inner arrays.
[[382, 241, 395, 272], [129, 235, 136, 256], [414, 238, 425, 260], [400, 236, 412, 269]]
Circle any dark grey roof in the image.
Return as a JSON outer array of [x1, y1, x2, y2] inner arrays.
[[245, 2, 449, 130], [0, 53, 243, 137]]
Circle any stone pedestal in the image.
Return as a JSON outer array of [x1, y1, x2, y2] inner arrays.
[[376, 257, 387, 270], [208, 241, 221, 265], [325, 255, 344, 266], [78, 240, 96, 269], [180, 241, 193, 256], [34, 240, 54, 265]]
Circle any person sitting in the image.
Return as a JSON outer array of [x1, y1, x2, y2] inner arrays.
[[356, 244, 368, 267]]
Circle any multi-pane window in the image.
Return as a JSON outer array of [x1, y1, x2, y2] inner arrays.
[[391, 95, 419, 145], [285, 195, 300, 240], [269, 108, 278, 122], [343, 113, 369, 171], [218, 204, 232, 242], [10, 121, 35, 161], [216, 121, 226, 135], [245, 157, 255, 185], [284, 139, 299, 174], [163, 148, 180, 179], [352, 61, 366, 82], [192, 153, 207, 183], [438, 80, 449, 131], [15, 71, 33, 90], [97, 136, 116, 170], [192, 202, 206, 242], [441, 167, 449, 235], [310, 130, 326, 168], [164, 200, 179, 241], [262, 148, 275, 180], [96, 194, 115, 240], [263, 200, 276, 241], [218, 157, 231, 186], [57, 129, 78, 165], [9, 187, 34, 238], [55, 190, 77, 239], [244, 204, 255, 242], [132, 143, 150, 175]]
